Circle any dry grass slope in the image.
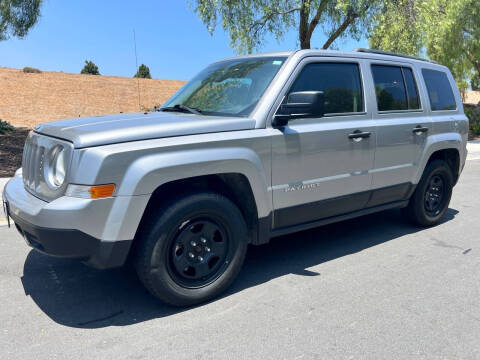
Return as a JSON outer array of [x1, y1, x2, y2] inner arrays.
[[0, 67, 185, 128]]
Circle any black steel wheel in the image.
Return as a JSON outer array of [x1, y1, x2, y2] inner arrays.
[[424, 174, 446, 217], [168, 218, 230, 288], [135, 192, 248, 306], [403, 159, 453, 226]]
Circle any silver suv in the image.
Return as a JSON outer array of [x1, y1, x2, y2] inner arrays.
[[3, 49, 468, 306]]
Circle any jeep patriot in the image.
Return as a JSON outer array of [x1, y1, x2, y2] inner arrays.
[[2, 49, 468, 306]]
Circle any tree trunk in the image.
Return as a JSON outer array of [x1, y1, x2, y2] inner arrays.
[[300, 36, 311, 49], [299, 0, 310, 49]]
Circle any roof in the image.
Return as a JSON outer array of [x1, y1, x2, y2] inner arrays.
[[216, 49, 446, 69], [213, 51, 294, 64], [353, 48, 436, 64]]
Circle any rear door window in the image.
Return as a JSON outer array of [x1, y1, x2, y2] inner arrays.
[[371, 65, 420, 111], [402, 68, 420, 109], [421, 69, 457, 111]]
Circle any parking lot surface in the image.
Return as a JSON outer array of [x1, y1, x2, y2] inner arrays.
[[0, 160, 479, 360]]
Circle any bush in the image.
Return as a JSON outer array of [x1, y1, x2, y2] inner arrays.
[[471, 75, 480, 91], [471, 121, 480, 136], [22, 66, 41, 73], [134, 64, 152, 79], [465, 105, 480, 137], [0, 119, 14, 134], [80, 60, 100, 75]]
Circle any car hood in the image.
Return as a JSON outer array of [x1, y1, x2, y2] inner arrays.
[[34, 112, 256, 148]]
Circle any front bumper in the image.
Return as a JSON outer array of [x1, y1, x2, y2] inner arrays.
[[2, 176, 147, 269], [9, 212, 131, 269]]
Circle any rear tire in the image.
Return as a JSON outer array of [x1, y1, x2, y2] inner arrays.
[[134, 192, 248, 307], [403, 159, 453, 226]]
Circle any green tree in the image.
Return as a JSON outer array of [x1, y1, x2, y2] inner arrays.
[[80, 60, 100, 75], [192, 0, 379, 54], [424, 0, 479, 92], [134, 64, 152, 79], [368, 0, 425, 56], [0, 0, 42, 41], [369, 0, 480, 89]]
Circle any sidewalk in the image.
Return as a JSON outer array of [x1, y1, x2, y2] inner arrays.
[[467, 140, 480, 160]]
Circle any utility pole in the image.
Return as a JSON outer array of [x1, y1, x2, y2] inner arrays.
[[133, 29, 141, 111]]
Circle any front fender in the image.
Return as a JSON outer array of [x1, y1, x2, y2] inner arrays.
[[117, 147, 271, 218]]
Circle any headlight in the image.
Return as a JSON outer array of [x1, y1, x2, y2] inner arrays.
[[44, 145, 66, 189]]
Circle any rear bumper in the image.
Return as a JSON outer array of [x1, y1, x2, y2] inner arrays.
[[9, 211, 132, 269]]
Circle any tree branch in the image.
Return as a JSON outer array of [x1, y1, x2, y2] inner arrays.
[[306, 0, 328, 41], [463, 47, 480, 75], [321, 2, 372, 50], [321, 9, 359, 49], [251, 7, 301, 39]]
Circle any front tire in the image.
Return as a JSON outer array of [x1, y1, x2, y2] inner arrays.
[[135, 192, 248, 307], [403, 159, 453, 226]]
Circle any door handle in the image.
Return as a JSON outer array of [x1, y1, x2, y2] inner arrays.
[[412, 125, 428, 134], [348, 130, 371, 141]]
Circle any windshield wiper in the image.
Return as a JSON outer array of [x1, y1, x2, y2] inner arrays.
[[159, 104, 203, 115]]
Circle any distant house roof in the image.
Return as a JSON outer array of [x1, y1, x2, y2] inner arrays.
[[464, 91, 480, 106]]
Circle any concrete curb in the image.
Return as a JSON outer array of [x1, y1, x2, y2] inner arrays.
[[0, 178, 11, 226], [0, 177, 10, 196]]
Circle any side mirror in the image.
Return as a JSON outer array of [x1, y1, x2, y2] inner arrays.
[[273, 91, 325, 127]]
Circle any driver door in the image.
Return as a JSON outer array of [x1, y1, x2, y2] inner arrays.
[[270, 58, 376, 229]]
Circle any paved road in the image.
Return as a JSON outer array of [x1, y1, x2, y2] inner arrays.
[[1, 160, 480, 360]]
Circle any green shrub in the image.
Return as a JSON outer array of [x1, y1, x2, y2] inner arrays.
[[134, 64, 152, 79], [471, 121, 480, 136], [465, 105, 480, 136], [0, 119, 14, 134], [80, 60, 100, 75], [22, 66, 41, 73]]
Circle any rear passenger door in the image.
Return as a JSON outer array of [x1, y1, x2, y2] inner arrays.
[[368, 62, 430, 205]]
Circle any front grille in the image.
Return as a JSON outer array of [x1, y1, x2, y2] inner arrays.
[[22, 132, 45, 193], [21, 132, 72, 201]]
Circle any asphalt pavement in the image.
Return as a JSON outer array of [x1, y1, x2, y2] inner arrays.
[[0, 160, 479, 359]]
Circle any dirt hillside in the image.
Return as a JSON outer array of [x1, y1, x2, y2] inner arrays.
[[0, 67, 185, 128]]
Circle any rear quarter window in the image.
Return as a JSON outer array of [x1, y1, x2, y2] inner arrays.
[[421, 69, 457, 111]]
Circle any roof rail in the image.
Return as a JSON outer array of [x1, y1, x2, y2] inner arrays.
[[354, 48, 437, 64]]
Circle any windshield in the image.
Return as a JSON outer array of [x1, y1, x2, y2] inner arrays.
[[162, 56, 287, 117]]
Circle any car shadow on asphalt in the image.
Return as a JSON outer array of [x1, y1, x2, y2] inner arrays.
[[21, 208, 458, 328]]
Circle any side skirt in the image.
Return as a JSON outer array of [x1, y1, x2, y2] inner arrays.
[[270, 200, 409, 238]]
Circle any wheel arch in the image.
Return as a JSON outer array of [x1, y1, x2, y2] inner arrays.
[[116, 147, 270, 214], [134, 173, 261, 245], [415, 133, 464, 185], [426, 148, 460, 184]]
